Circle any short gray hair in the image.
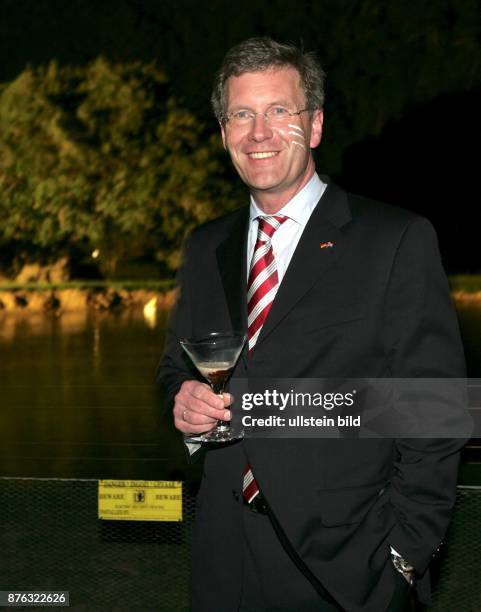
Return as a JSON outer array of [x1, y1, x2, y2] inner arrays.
[[211, 37, 326, 122]]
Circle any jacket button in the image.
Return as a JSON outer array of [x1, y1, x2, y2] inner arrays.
[[232, 490, 240, 502]]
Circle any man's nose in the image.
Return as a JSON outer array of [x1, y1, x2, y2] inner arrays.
[[248, 113, 273, 141]]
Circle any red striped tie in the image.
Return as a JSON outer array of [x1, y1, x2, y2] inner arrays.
[[247, 215, 287, 352], [244, 215, 287, 504], [243, 463, 260, 503]]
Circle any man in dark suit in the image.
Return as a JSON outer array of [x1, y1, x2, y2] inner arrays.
[[158, 37, 468, 611]]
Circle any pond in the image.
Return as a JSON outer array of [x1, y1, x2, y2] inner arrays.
[[0, 303, 480, 480]]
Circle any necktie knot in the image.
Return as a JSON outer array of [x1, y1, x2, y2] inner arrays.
[[257, 215, 287, 241]]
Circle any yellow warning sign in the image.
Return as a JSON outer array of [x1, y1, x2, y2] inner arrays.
[[98, 480, 182, 521]]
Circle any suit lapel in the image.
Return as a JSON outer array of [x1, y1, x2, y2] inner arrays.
[[253, 181, 352, 350], [216, 208, 249, 333]]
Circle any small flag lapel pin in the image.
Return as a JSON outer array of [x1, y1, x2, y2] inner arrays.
[[319, 241, 334, 249]]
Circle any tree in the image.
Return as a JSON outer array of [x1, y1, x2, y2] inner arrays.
[[0, 58, 241, 277]]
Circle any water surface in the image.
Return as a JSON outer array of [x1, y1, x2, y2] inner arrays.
[[0, 304, 480, 479]]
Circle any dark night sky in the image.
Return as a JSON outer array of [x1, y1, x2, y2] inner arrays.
[[1, 0, 480, 271]]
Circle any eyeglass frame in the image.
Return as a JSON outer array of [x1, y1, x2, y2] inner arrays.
[[221, 106, 312, 126]]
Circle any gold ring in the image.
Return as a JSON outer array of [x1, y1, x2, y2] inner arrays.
[[183, 409, 188, 422]]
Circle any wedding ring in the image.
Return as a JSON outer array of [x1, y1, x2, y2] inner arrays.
[[182, 409, 188, 422]]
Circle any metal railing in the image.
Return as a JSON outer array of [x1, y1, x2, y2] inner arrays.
[[0, 478, 479, 611]]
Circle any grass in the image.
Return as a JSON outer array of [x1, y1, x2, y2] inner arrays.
[[448, 275, 481, 293], [0, 280, 175, 291]]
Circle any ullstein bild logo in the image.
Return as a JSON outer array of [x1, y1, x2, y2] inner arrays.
[[241, 413, 361, 428]]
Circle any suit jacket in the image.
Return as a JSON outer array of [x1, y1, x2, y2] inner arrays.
[[158, 180, 469, 611]]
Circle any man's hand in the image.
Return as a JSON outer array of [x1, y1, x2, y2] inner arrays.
[[391, 550, 416, 586], [173, 380, 233, 435], [401, 571, 414, 586]]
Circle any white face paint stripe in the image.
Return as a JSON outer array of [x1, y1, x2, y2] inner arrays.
[[271, 123, 306, 149]]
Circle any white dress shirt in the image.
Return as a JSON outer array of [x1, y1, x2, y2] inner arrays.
[[247, 173, 327, 281]]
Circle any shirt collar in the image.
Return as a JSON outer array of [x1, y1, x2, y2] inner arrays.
[[249, 172, 326, 226]]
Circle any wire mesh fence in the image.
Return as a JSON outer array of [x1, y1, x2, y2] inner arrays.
[[0, 478, 479, 611], [430, 486, 481, 612], [0, 478, 195, 611]]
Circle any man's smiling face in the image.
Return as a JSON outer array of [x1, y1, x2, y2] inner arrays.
[[221, 66, 323, 211]]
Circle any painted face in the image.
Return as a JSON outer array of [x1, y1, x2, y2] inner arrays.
[[221, 67, 323, 209]]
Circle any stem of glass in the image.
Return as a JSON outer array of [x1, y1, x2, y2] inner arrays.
[[211, 382, 229, 430]]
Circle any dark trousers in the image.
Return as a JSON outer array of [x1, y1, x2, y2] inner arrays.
[[239, 504, 413, 612]]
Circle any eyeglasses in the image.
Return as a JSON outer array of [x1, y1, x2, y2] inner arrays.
[[223, 106, 310, 127]]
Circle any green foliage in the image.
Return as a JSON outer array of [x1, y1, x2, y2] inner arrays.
[[448, 275, 481, 293], [0, 58, 242, 275]]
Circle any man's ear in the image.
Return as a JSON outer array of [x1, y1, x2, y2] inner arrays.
[[220, 122, 227, 150], [309, 110, 323, 149]]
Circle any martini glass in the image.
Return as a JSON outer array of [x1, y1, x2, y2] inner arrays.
[[180, 331, 246, 443]]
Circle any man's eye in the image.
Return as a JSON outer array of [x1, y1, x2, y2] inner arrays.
[[271, 106, 289, 116], [234, 110, 251, 120]]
